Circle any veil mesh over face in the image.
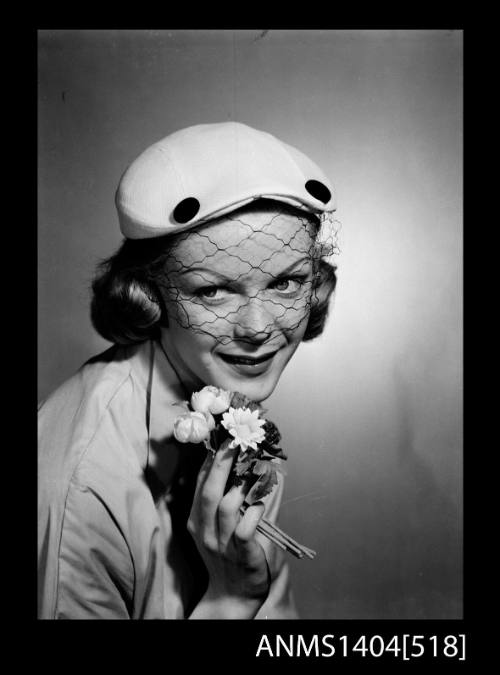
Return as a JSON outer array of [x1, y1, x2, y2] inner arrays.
[[145, 204, 340, 348]]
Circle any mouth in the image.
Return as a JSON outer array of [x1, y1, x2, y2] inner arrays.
[[216, 350, 279, 376], [218, 351, 277, 366]]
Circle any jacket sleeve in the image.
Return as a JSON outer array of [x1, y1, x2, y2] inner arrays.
[[253, 472, 299, 619], [54, 480, 135, 619]]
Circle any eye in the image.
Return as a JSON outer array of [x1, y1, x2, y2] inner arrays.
[[194, 285, 230, 302], [271, 277, 303, 294], [200, 286, 218, 298], [274, 279, 292, 291]]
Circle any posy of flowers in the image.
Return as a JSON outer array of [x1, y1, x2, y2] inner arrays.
[[173, 386, 286, 502], [173, 386, 315, 559]]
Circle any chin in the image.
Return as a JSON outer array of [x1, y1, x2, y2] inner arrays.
[[229, 378, 277, 403], [205, 369, 280, 403]]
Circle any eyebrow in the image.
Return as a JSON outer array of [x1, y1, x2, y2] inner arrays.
[[178, 256, 312, 282]]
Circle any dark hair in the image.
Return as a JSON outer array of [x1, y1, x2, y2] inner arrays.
[[91, 202, 337, 345]]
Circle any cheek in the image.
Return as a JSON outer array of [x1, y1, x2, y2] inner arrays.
[[165, 296, 232, 340], [166, 319, 216, 364], [279, 302, 311, 342]]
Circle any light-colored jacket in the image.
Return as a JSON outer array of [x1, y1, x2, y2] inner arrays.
[[38, 339, 297, 619]]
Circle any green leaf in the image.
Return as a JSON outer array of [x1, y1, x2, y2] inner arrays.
[[260, 443, 287, 460], [252, 459, 272, 476], [250, 463, 279, 501], [230, 391, 264, 413], [234, 456, 254, 476], [225, 473, 244, 492], [230, 391, 250, 409], [271, 458, 287, 476]]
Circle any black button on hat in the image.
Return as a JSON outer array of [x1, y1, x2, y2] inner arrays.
[[305, 180, 331, 204], [173, 197, 200, 224]]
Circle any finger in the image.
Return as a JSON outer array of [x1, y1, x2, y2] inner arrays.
[[188, 450, 215, 515], [190, 440, 239, 544], [234, 501, 265, 545], [199, 439, 239, 503], [217, 480, 253, 549], [187, 448, 216, 536], [193, 449, 216, 493]]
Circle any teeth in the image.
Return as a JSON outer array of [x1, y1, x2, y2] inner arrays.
[[228, 357, 260, 365], [221, 353, 274, 365]]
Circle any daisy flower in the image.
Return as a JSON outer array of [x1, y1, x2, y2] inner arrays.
[[221, 406, 266, 452]]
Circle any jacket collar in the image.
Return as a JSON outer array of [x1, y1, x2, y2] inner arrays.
[[129, 339, 195, 495]]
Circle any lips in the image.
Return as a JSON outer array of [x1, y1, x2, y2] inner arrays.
[[218, 351, 277, 366]]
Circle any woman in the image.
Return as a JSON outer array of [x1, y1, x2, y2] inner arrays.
[[38, 122, 338, 619]]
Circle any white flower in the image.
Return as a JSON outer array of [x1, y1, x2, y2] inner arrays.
[[191, 385, 232, 415], [173, 411, 211, 444], [221, 406, 266, 452]]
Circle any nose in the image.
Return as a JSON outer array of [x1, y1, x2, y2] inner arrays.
[[233, 296, 275, 343]]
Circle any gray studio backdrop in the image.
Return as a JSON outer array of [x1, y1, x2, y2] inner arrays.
[[38, 29, 463, 619]]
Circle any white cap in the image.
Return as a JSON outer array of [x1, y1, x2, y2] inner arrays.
[[115, 121, 336, 239]]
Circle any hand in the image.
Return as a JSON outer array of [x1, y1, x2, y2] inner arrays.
[[187, 440, 270, 618]]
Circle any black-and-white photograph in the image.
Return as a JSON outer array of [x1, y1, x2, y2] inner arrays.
[[38, 29, 463, 622]]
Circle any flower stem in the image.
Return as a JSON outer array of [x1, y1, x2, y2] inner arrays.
[[239, 504, 316, 560]]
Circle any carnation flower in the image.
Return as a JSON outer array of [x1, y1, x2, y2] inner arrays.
[[191, 386, 232, 415], [173, 411, 211, 444], [221, 406, 266, 452]]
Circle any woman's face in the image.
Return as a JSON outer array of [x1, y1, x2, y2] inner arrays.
[[158, 205, 317, 402]]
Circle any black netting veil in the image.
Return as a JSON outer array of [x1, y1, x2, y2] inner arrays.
[[91, 201, 340, 347], [147, 204, 340, 347]]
